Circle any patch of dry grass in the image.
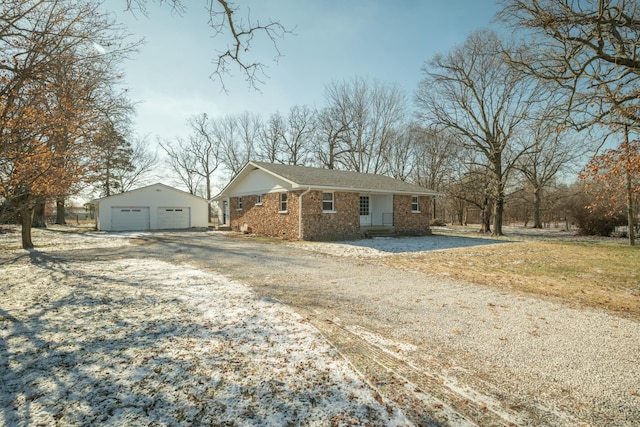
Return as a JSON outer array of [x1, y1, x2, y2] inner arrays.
[[388, 239, 640, 318]]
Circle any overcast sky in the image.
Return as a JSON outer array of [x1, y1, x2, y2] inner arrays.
[[108, 1, 501, 144]]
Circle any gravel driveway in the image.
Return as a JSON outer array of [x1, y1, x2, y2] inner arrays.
[[39, 230, 640, 426]]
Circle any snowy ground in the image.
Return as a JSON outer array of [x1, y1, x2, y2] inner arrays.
[[292, 225, 596, 259], [293, 232, 504, 258], [0, 227, 409, 426]]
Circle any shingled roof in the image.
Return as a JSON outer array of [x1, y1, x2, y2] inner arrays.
[[216, 161, 437, 197]]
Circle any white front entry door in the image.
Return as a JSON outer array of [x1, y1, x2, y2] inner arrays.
[[359, 196, 371, 226], [223, 200, 230, 225]]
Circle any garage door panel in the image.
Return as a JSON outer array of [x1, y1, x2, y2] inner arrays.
[[157, 207, 190, 229], [111, 207, 150, 231]]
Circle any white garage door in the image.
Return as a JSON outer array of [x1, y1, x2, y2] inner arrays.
[[157, 207, 190, 229], [111, 207, 150, 231]]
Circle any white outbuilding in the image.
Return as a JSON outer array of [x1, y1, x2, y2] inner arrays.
[[93, 183, 209, 231]]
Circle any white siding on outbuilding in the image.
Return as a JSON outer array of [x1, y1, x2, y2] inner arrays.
[[94, 184, 208, 231]]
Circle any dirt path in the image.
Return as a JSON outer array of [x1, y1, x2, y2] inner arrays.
[[19, 230, 639, 426]]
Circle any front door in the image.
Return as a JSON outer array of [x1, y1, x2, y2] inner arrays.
[[359, 195, 371, 226], [223, 200, 229, 225]]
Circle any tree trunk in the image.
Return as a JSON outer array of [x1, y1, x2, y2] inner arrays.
[[20, 205, 34, 250], [480, 197, 491, 233], [624, 127, 636, 246], [56, 198, 67, 225], [625, 158, 636, 247], [206, 176, 212, 223], [32, 198, 46, 228], [492, 196, 504, 236], [492, 180, 504, 236], [105, 161, 112, 197], [626, 190, 635, 247], [533, 187, 543, 229]]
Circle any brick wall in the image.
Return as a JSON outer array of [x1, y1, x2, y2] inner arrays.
[[393, 195, 432, 235], [230, 192, 299, 239], [300, 191, 360, 240], [230, 191, 432, 240]]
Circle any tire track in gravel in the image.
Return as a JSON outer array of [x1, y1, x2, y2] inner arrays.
[[307, 317, 521, 427]]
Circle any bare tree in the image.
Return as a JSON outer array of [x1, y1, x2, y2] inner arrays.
[[235, 111, 259, 170], [125, 0, 292, 90], [322, 77, 407, 173], [256, 112, 285, 163], [448, 163, 496, 232], [214, 112, 257, 177], [188, 113, 222, 221], [158, 137, 203, 196], [281, 105, 316, 165], [115, 135, 159, 193], [416, 29, 546, 236], [256, 106, 315, 166], [515, 108, 584, 228], [159, 113, 222, 221], [385, 128, 415, 182], [498, 0, 640, 129], [410, 125, 460, 219], [314, 106, 351, 170]]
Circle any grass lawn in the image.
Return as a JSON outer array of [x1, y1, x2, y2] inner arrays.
[[389, 237, 640, 318]]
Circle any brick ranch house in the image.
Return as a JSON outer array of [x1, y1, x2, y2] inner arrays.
[[213, 161, 439, 240]]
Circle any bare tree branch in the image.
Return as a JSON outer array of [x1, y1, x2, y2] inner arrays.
[[125, 0, 292, 91], [498, 0, 640, 129]]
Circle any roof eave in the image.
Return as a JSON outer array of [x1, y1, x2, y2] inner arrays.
[[212, 161, 299, 201], [94, 183, 207, 203], [291, 184, 439, 196]]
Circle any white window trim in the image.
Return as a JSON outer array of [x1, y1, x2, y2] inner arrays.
[[411, 195, 420, 213], [237, 196, 243, 211], [256, 194, 263, 206], [278, 193, 288, 213], [322, 192, 336, 213]]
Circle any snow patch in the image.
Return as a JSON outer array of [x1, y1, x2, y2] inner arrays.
[[1, 242, 411, 425]]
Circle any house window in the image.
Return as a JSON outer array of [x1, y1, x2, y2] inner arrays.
[[411, 196, 419, 212], [359, 196, 369, 216], [256, 194, 263, 205], [279, 193, 287, 212], [322, 192, 335, 212], [237, 197, 243, 210]]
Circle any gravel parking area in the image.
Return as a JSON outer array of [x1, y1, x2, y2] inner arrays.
[[3, 227, 638, 426], [193, 232, 640, 426]]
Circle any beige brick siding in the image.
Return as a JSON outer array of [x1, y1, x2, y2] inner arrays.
[[230, 191, 431, 240], [300, 191, 360, 240], [393, 195, 432, 235], [230, 192, 299, 239]]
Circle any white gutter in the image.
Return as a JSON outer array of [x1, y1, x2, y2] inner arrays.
[[298, 186, 312, 239], [291, 184, 440, 197]]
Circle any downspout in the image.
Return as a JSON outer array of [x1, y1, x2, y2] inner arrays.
[[298, 187, 312, 239]]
